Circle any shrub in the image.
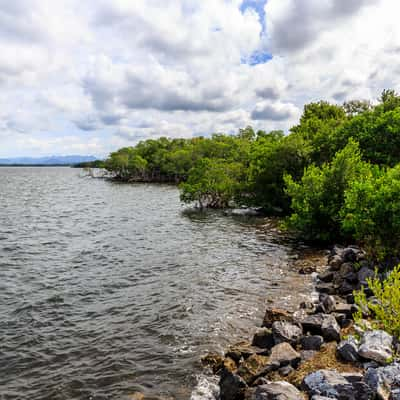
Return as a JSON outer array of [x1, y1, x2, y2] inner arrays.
[[354, 265, 400, 338], [342, 164, 400, 261], [284, 139, 370, 241]]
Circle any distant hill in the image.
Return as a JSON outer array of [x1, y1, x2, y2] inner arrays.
[[0, 155, 97, 166]]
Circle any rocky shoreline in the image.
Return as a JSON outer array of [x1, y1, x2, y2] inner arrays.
[[202, 245, 400, 400]]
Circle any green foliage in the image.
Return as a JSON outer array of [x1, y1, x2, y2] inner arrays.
[[284, 140, 369, 241], [354, 265, 400, 338], [179, 158, 245, 209], [342, 164, 400, 260], [247, 133, 311, 213]]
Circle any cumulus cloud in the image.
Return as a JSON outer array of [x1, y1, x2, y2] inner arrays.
[[0, 0, 399, 157], [251, 101, 299, 121]]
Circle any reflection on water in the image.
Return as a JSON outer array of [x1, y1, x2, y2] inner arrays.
[[0, 167, 312, 400]]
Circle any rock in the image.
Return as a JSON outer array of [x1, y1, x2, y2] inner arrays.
[[252, 328, 275, 349], [226, 342, 268, 363], [237, 354, 271, 385], [329, 255, 344, 271], [319, 294, 335, 314], [341, 372, 363, 383], [337, 336, 360, 363], [321, 314, 341, 342], [262, 308, 293, 328], [272, 321, 303, 346], [301, 335, 324, 351], [338, 281, 358, 296], [333, 263, 354, 287], [357, 266, 375, 287], [269, 342, 301, 368], [334, 302, 353, 317], [246, 382, 302, 400], [301, 313, 340, 341], [302, 369, 353, 398], [318, 270, 334, 283], [278, 365, 294, 377], [342, 248, 358, 263], [311, 397, 333, 400], [315, 283, 335, 295], [302, 369, 372, 399], [358, 330, 393, 364], [364, 363, 400, 400], [301, 314, 326, 335], [220, 369, 247, 400]]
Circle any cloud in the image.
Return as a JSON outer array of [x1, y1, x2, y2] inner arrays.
[[0, 0, 400, 157], [251, 101, 299, 121]]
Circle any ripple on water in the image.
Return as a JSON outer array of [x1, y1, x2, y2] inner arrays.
[[0, 167, 313, 400]]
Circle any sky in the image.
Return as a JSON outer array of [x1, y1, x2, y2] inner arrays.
[[0, 0, 399, 157]]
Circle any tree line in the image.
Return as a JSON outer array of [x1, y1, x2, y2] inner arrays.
[[103, 89, 400, 261]]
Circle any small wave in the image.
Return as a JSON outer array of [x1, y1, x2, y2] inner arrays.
[[190, 375, 219, 400]]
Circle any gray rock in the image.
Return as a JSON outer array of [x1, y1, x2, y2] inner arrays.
[[301, 335, 324, 351], [357, 266, 375, 287], [337, 336, 360, 363], [320, 294, 336, 314], [272, 321, 303, 346], [252, 328, 275, 349], [315, 282, 335, 294], [262, 308, 293, 328], [358, 330, 393, 364], [364, 363, 400, 400], [329, 255, 344, 271], [302, 369, 353, 398], [269, 342, 301, 368], [311, 397, 333, 400], [301, 314, 326, 335], [321, 314, 341, 342], [318, 270, 334, 283], [334, 302, 353, 317], [248, 382, 302, 400], [278, 365, 294, 377], [219, 369, 247, 400], [342, 248, 358, 263]]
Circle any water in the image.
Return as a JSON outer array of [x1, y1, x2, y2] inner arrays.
[[0, 167, 313, 400]]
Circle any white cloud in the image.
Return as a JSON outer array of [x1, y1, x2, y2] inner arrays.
[[0, 0, 399, 157]]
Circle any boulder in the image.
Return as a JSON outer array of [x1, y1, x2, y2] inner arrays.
[[337, 336, 360, 363], [226, 342, 268, 363], [329, 255, 344, 271], [303, 369, 372, 399], [302, 369, 353, 398], [301, 314, 326, 335], [342, 248, 358, 263], [357, 266, 375, 287], [364, 363, 400, 400], [237, 354, 271, 385], [223, 357, 238, 372], [252, 328, 275, 349], [321, 314, 341, 342], [262, 308, 293, 328], [269, 342, 301, 368], [319, 294, 335, 314], [272, 321, 303, 346], [318, 270, 334, 283], [245, 382, 302, 400], [315, 283, 335, 295], [220, 369, 247, 400], [301, 335, 324, 351], [358, 330, 393, 364]]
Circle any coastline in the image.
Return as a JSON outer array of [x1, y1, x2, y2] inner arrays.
[[200, 245, 400, 400]]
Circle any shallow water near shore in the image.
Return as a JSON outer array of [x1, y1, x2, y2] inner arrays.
[[0, 167, 314, 400]]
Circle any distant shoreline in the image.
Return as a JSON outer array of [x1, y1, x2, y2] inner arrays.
[[0, 164, 74, 167]]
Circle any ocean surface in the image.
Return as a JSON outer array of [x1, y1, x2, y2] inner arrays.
[[0, 167, 313, 400]]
